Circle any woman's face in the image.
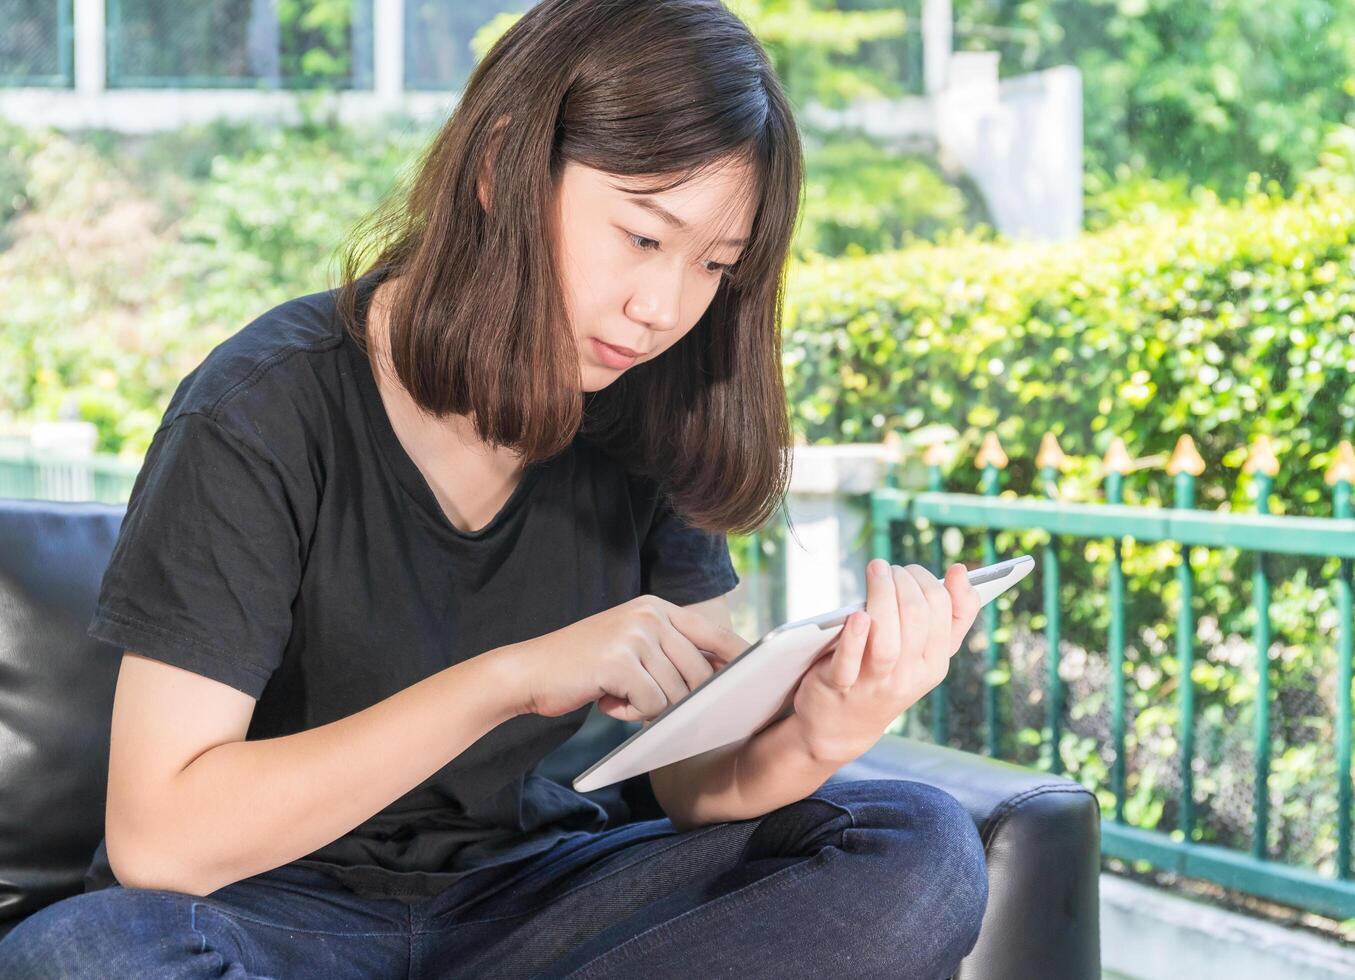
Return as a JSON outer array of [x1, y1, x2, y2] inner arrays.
[[552, 159, 758, 392]]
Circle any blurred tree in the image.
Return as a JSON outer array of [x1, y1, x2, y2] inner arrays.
[[724, 0, 913, 109], [951, 0, 1355, 197], [470, 0, 918, 111], [275, 0, 357, 85]]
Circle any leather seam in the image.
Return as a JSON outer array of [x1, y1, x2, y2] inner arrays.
[[979, 784, 1096, 851]]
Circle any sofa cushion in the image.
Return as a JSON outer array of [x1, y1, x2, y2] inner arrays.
[[0, 500, 125, 937]]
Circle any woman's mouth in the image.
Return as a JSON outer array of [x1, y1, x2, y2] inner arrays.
[[591, 338, 640, 369]]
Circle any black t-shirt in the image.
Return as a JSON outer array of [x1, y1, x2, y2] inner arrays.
[[82, 268, 739, 901]]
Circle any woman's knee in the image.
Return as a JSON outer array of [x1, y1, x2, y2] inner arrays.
[[0, 887, 228, 979], [816, 779, 989, 956], [816, 777, 982, 855], [910, 783, 988, 957]]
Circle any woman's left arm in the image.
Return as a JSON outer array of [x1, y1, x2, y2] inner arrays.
[[648, 561, 981, 832]]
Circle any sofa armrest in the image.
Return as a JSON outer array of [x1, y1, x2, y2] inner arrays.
[[826, 734, 1101, 980]]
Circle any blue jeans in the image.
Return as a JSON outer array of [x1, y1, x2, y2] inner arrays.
[[0, 778, 987, 979]]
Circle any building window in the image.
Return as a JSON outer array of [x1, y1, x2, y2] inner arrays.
[[105, 0, 373, 89], [404, 0, 531, 92], [1, 0, 74, 87]]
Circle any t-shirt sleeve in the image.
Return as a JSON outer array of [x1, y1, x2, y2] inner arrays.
[[86, 411, 304, 699], [639, 488, 740, 606]]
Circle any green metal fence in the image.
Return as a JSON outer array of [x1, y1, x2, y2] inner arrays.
[[0, 450, 140, 503], [870, 430, 1355, 920]]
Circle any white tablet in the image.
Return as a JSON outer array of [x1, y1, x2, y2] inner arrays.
[[573, 554, 1036, 792]]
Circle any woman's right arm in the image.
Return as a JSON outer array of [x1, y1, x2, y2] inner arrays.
[[107, 594, 747, 898], [104, 646, 525, 898]]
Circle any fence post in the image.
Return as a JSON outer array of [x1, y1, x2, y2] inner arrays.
[[1169, 433, 1206, 842], [925, 441, 950, 745], [977, 431, 1008, 757], [1244, 435, 1279, 860], [1037, 432, 1067, 773], [1104, 436, 1134, 823], [1327, 440, 1355, 879]]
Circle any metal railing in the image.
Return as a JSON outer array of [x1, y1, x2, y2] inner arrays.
[[868, 429, 1355, 920], [0, 449, 140, 503]]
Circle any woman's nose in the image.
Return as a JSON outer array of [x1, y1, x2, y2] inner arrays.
[[626, 271, 683, 331]]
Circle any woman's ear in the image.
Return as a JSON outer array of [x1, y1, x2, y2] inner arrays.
[[477, 114, 512, 212]]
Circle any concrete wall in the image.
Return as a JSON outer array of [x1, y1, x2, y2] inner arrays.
[[1101, 874, 1355, 980]]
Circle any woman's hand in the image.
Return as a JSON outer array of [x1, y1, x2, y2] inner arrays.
[[498, 595, 752, 721], [788, 559, 982, 766]]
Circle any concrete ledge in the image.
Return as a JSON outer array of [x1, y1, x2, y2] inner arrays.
[[1102, 873, 1355, 980]]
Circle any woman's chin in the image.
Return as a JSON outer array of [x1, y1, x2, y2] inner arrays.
[[579, 362, 625, 392]]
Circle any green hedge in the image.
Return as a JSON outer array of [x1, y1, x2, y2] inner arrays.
[[784, 127, 1355, 508]]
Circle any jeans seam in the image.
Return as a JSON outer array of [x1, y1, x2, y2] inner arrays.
[[557, 847, 822, 980], [407, 902, 415, 980], [189, 901, 227, 977], [805, 789, 859, 832], [421, 823, 733, 932], [191, 900, 407, 938]]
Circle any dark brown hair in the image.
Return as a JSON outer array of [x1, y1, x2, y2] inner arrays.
[[334, 0, 803, 535]]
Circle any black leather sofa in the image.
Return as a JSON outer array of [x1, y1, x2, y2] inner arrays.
[[0, 498, 1101, 978]]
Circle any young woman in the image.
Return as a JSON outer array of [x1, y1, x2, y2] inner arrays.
[[0, 1, 988, 977]]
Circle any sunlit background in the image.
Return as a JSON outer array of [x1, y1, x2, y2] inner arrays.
[[3, 1, 1354, 972]]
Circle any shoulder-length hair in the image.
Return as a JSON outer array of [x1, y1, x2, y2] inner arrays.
[[334, 0, 803, 535]]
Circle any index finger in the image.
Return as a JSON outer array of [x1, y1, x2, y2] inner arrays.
[[667, 605, 752, 665]]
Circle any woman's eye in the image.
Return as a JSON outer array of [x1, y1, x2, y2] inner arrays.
[[626, 231, 733, 278]]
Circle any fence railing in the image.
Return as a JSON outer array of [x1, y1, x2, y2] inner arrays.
[[869, 429, 1355, 920], [0, 449, 140, 504]]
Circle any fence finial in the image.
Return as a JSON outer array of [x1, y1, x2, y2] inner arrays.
[[923, 442, 950, 468], [1167, 434, 1206, 477], [1325, 440, 1355, 485], [1036, 432, 1068, 471], [1243, 434, 1281, 477], [976, 432, 1009, 470], [1103, 436, 1134, 475], [882, 428, 904, 464]]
